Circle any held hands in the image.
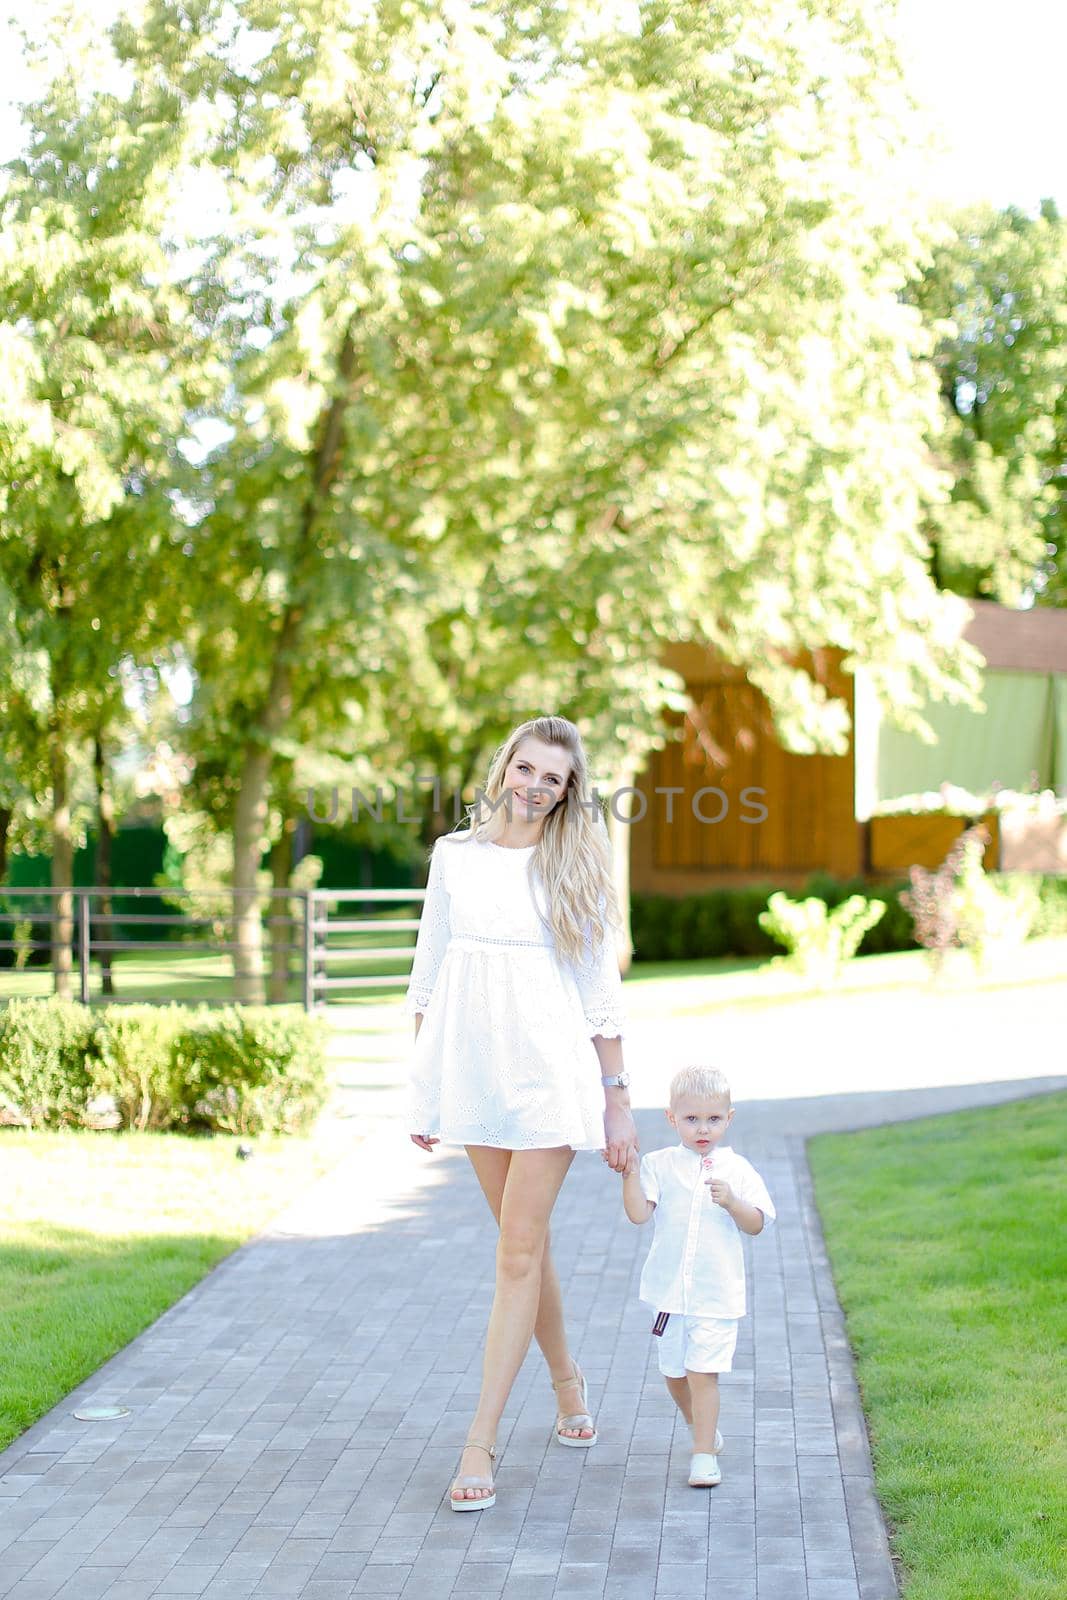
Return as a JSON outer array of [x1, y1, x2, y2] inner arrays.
[[601, 1103, 638, 1175]]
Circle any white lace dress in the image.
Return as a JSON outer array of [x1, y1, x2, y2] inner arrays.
[[403, 831, 626, 1151]]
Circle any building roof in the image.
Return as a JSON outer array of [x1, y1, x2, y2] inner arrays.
[[963, 600, 1067, 673]]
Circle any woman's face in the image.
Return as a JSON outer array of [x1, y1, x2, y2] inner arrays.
[[502, 736, 574, 822]]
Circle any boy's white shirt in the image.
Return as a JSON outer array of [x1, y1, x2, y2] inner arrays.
[[637, 1144, 775, 1319]]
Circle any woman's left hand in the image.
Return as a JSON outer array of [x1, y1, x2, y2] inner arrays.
[[602, 1104, 638, 1174]]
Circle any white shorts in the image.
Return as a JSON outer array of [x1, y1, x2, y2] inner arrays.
[[653, 1313, 739, 1377]]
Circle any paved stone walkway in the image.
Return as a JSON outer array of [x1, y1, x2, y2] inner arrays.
[[2, 979, 1065, 1600]]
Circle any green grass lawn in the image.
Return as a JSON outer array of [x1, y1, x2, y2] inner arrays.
[[809, 1093, 1067, 1600], [0, 1126, 350, 1452]]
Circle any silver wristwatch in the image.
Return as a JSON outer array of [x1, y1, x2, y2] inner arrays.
[[601, 1072, 630, 1089]]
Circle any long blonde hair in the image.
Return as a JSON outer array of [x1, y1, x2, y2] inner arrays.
[[457, 715, 622, 966]]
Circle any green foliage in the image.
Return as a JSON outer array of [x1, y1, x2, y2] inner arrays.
[[1030, 875, 1067, 939], [631, 878, 914, 963], [0, 998, 97, 1128], [901, 826, 1037, 972], [758, 892, 886, 984], [93, 1005, 188, 1132], [953, 836, 1037, 967], [0, 999, 327, 1135], [911, 200, 1067, 603], [7, 0, 1017, 1003], [170, 1008, 328, 1136], [88, 0, 981, 868], [0, 14, 220, 978]]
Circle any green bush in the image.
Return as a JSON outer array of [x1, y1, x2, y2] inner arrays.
[[800, 874, 916, 956], [953, 833, 1036, 968], [93, 1004, 189, 1131], [0, 999, 328, 1135], [0, 997, 98, 1128], [1028, 875, 1067, 939], [630, 877, 912, 962], [758, 892, 886, 984], [172, 1007, 328, 1135], [630, 870, 1067, 965]]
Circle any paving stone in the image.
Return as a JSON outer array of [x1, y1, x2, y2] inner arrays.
[[553, 1564, 609, 1595], [154, 1568, 222, 1595], [655, 1563, 705, 1595]]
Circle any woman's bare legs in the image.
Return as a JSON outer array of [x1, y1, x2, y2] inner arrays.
[[453, 1145, 576, 1501], [467, 1146, 594, 1440]]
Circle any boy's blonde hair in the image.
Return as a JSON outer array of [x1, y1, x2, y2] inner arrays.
[[669, 1066, 732, 1106]]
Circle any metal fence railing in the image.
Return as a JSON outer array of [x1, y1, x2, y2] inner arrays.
[[0, 885, 426, 1011]]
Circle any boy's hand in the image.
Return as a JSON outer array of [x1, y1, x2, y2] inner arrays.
[[707, 1177, 735, 1209], [621, 1154, 639, 1179]]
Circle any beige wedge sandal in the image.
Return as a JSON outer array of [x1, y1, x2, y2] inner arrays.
[[552, 1359, 598, 1448]]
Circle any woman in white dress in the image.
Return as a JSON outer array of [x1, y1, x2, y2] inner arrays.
[[407, 715, 638, 1511]]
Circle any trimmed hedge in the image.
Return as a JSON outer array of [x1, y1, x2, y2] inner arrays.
[[171, 1008, 329, 1136], [630, 873, 1066, 963], [0, 999, 328, 1134], [0, 999, 97, 1128]]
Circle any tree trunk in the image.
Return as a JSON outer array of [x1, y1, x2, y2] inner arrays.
[[232, 742, 271, 1004], [94, 734, 115, 997], [50, 729, 74, 999], [229, 320, 358, 1003], [268, 818, 294, 1004], [606, 766, 637, 975], [0, 805, 11, 885]]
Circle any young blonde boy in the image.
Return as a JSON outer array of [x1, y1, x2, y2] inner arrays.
[[621, 1066, 775, 1487]]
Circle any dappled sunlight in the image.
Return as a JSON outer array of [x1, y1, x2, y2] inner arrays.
[[625, 982, 1067, 1108], [265, 1130, 467, 1242], [333, 953, 1067, 1116]]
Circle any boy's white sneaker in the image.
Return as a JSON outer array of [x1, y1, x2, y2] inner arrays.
[[689, 1452, 722, 1487]]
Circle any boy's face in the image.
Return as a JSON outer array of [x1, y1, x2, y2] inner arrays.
[[666, 1092, 734, 1155]]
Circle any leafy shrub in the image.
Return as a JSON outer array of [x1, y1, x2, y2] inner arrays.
[[901, 826, 1037, 971], [93, 1004, 188, 1131], [630, 865, 1065, 967], [0, 999, 328, 1135], [953, 834, 1036, 965], [800, 874, 915, 956], [0, 998, 98, 1128], [172, 1007, 328, 1135], [631, 879, 910, 962], [758, 893, 886, 984], [1030, 875, 1067, 939]]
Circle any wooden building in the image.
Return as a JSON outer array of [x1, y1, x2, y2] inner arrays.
[[628, 602, 1067, 895]]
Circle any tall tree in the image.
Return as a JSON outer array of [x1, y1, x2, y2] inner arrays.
[[24, 0, 985, 995], [0, 17, 216, 992], [910, 200, 1067, 603]]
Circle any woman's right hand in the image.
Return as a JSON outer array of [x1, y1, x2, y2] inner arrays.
[[410, 1133, 440, 1152]]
